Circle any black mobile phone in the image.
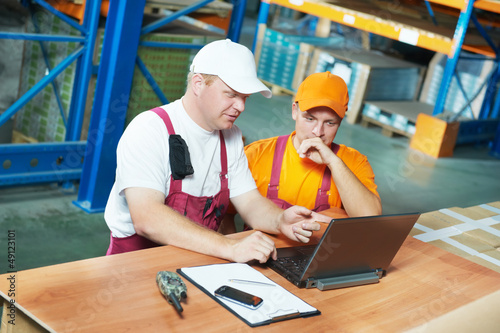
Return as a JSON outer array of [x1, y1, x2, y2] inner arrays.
[[214, 285, 263, 310]]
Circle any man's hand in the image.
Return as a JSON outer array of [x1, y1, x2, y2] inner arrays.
[[226, 231, 277, 263], [298, 137, 382, 217], [297, 137, 336, 165], [279, 206, 330, 243]]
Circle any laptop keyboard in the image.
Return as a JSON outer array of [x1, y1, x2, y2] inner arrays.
[[276, 255, 311, 276]]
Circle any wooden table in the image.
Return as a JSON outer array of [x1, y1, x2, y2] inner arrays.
[[2, 209, 500, 332]]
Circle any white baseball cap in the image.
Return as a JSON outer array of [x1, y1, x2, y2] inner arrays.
[[189, 39, 272, 98]]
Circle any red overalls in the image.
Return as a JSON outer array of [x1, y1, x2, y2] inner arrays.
[[267, 135, 339, 211], [106, 107, 229, 255]]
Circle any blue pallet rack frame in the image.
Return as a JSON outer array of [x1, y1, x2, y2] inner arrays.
[[0, 0, 101, 189], [0, 0, 247, 213], [254, 0, 500, 151]]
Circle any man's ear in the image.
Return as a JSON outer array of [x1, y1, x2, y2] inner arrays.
[[190, 73, 204, 96], [292, 102, 299, 121]]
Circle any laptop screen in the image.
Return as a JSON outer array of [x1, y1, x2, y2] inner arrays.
[[301, 213, 420, 282]]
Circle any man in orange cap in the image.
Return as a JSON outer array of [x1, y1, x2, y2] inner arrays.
[[221, 72, 381, 233]]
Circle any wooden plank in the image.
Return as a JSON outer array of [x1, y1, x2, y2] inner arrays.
[[361, 115, 413, 138], [11, 130, 38, 144]]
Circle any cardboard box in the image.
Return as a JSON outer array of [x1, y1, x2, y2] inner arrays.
[[466, 249, 500, 274], [254, 24, 343, 93], [409, 113, 460, 158], [309, 48, 424, 124], [413, 201, 500, 274], [361, 101, 431, 137]]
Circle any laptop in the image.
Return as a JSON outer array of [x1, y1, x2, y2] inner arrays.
[[267, 213, 420, 290]]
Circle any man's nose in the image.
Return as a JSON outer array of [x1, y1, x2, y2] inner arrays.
[[312, 124, 324, 136], [234, 96, 247, 112]]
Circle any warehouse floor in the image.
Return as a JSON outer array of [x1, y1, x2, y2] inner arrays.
[[1, 12, 500, 274]]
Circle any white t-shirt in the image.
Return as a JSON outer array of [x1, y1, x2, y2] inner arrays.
[[104, 99, 256, 237]]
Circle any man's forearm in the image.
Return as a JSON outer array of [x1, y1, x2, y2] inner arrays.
[[127, 188, 236, 260], [231, 189, 284, 234], [328, 159, 382, 217]]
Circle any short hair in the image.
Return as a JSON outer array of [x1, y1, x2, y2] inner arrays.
[[186, 72, 218, 90]]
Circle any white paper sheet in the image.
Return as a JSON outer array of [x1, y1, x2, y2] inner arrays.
[[180, 263, 319, 326]]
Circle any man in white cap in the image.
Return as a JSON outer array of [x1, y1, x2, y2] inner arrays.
[[104, 39, 330, 262]]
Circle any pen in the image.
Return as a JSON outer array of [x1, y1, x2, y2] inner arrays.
[[228, 279, 275, 287]]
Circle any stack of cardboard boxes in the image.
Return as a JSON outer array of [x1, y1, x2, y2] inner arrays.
[[411, 201, 500, 274]]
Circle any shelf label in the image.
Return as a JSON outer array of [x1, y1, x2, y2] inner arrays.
[[343, 14, 355, 25], [398, 28, 419, 46]]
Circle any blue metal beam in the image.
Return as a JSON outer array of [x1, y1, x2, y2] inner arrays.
[[455, 119, 499, 145], [423, 0, 438, 26], [74, 0, 146, 213], [0, 46, 84, 127], [227, 0, 247, 42], [136, 56, 169, 105], [432, 0, 475, 116], [470, 14, 499, 55], [65, 0, 102, 142], [0, 32, 84, 42], [253, 1, 271, 52], [0, 142, 86, 186], [489, 74, 500, 119], [478, 62, 499, 119], [490, 121, 500, 159]]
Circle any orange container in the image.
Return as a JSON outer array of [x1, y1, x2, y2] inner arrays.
[[409, 113, 460, 158], [48, 0, 110, 24]]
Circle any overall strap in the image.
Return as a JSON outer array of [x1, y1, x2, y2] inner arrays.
[[151, 107, 182, 193], [151, 107, 175, 134], [219, 131, 228, 190], [151, 107, 229, 194], [267, 135, 289, 199]]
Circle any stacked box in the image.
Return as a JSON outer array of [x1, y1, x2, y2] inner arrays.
[[255, 26, 343, 92], [361, 103, 416, 136], [16, 11, 80, 142], [309, 48, 425, 124], [412, 201, 500, 274]]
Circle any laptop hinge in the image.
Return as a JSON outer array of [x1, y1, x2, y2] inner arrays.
[[311, 269, 384, 291]]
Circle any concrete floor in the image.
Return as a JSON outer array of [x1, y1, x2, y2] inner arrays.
[[1, 10, 499, 274]]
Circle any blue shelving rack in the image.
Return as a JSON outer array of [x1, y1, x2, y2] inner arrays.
[[0, 0, 247, 212], [254, 0, 500, 151]]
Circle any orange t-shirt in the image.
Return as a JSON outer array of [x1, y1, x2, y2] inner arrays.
[[244, 132, 379, 210]]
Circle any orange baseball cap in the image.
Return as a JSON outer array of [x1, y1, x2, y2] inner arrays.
[[295, 71, 349, 118]]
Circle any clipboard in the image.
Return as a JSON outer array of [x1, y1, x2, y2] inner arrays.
[[177, 263, 320, 327]]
